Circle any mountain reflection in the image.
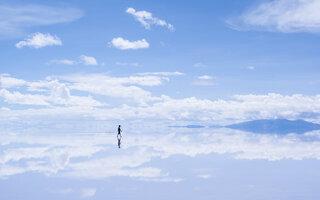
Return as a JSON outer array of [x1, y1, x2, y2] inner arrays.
[[1, 127, 320, 180]]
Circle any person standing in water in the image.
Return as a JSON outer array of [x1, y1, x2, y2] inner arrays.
[[118, 125, 121, 136], [117, 125, 122, 148]]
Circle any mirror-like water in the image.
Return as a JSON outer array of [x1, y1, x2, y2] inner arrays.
[[1, 126, 320, 199]]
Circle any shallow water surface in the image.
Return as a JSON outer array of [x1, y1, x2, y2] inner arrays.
[[1, 127, 320, 200]]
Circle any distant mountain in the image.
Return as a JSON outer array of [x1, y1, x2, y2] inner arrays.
[[225, 119, 320, 134]]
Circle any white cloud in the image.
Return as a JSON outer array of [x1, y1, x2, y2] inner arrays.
[[126, 7, 174, 31], [231, 0, 320, 33], [49, 56, 98, 66], [79, 55, 98, 66], [0, 5, 83, 37], [56, 74, 166, 104], [81, 188, 96, 198], [248, 66, 255, 70], [2, 74, 320, 125], [16, 32, 62, 48], [0, 74, 27, 88], [0, 88, 49, 105], [198, 75, 213, 80], [0, 77, 104, 107], [110, 37, 149, 50], [193, 76, 214, 86], [50, 59, 76, 65]]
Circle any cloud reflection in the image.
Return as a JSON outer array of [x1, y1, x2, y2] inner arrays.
[[1, 128, 320, 180]]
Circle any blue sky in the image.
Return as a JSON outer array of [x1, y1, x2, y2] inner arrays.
[[1, 0, 320, 199], [1, 0, 320, 125]]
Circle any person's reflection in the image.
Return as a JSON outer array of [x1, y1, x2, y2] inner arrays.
[[117, 132, 122, 148]]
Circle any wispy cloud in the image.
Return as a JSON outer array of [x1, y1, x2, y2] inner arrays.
[[126, 7, 174, 31], [228, 0, 320, 33], [193, 75, 214, 86], [198, 75, 213, 80], [193, 62, 207, 68], [50, 59, 76, 65], [110, 37, 149, 50], [49, 55, 98, 66], [79, 55, 98, 66], [0, 5, 83, 37], [15, 32, 62, 48]]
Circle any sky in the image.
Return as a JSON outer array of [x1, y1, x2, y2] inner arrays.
[[1, 0, 320, 199], [1, 0, 320, 126]]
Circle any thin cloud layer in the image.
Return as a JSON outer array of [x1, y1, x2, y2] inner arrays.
[[16, 32, 62, 48], [0, 5, 82, 37], [230, 0, 320, 33], [126, 7, 174, 31], [110, 37, 149, 50], [50, 59, 76, 65], [49, 55, 99, 66]]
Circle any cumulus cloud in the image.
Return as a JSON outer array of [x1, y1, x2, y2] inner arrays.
[[229, 0, 320, 33], [16, 32, 62, 48], [0, 89, 49, 105], [110, 37, 149, 50], [0, 5, 82, 37], [248, 66, 255, 70], [79, 55, 98, 66], [0, 74, 27, 88], [0, 76, 104, 107], [56, 74, 168, 104], [0, 73, 173, 106], [2, 74, 320, 125], [126, 7, 174, 31]]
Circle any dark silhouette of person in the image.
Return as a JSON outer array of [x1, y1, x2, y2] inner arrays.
[[117, 125, 122, 148], [118, 125, 121, 136]]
